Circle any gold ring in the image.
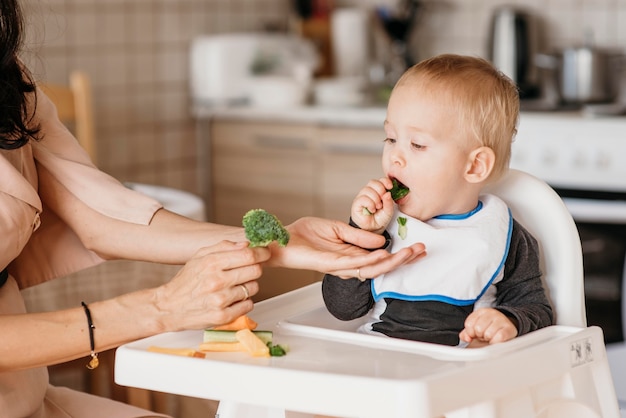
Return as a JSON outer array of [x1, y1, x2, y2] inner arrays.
[[238, 284, 250, 300], [356, 268, 361, 280]]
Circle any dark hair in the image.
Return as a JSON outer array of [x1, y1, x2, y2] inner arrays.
[[0, 0, 41, 150]]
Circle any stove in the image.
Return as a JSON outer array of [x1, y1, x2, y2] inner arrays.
[[513, 112, 626, 193], [512, 112, 626, 344]]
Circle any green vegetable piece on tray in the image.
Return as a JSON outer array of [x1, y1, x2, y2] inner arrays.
[[397, 216, 408, 240], [243, 209, 290, 247], [267, 342, 288, 357], [388, 178, 409, 201]]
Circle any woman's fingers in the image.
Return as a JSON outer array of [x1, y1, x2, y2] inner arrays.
[[156, 241, 269, 330], [330, 244, 427, 279]]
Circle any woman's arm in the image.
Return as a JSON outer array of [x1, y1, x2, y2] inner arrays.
[[39, 164, 426, 275], [0, 240, 268, 371], [38, 163, 244, 263]]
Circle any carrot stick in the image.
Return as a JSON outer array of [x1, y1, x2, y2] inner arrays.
[[213, 315, 258, 331], [236, 329, 270, 357], [147, 346, 205, 358]]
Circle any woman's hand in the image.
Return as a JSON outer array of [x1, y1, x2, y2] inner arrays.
[[269, 217, 426, 279], [153, 240, 270, 331], [351, 178, 395, 233], [459, 308, 518, 347]]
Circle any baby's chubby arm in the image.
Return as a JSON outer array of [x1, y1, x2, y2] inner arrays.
[[459, 308, 518, 346], [351, 177, 395, 234]]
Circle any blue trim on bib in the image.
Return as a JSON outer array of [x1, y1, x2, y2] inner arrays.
[[434, 200, 483, 220]]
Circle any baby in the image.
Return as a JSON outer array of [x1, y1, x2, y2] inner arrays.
[[322, 54, 553, 347]]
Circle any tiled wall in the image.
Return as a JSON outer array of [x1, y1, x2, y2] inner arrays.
[[21, 0, 290, 196], [337, 0, 626, 63], [20, 0, 626, 198], [408, 0, 626, 62]]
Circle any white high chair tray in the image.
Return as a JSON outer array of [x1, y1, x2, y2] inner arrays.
[[115, 282, 619, 418]]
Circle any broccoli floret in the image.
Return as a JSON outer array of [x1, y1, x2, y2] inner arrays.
[[242, 209, 290, 247], [388, 178, 410, 201]]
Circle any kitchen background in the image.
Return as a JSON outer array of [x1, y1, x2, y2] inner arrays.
[[17, 0, 626, 415], [19, 0, 626, 197]]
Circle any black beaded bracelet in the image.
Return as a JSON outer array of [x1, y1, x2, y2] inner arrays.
[[81, 301, 99, 370]]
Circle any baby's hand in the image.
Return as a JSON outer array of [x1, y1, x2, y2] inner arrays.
[[351, 178, 394, 233], [459, 308, 518, 347]]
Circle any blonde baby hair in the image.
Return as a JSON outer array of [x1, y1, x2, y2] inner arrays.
[[393, 54, 520, 181]]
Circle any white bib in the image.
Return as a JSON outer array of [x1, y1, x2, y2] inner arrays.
[[371, 194, 512, 306]]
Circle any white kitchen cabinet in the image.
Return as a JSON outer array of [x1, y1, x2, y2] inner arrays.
[[211, 120, 317, 225], [210, 120, 320, 300], [210, 119, 385, 301]]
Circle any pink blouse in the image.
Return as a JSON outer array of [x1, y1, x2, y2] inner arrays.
[[0, 89, 169, 417], [2, 88, 162, 289]]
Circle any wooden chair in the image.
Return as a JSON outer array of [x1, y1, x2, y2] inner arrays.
[[39, 71, 98, 165]]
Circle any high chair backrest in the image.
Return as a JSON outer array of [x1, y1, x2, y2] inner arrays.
[[40, 71, 97, 165], [485, 169, 586, 327]]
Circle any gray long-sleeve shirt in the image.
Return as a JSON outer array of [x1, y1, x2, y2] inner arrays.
[[322, 219, 554, 346]]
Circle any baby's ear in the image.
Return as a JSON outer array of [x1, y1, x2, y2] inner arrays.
[[464, 146, 495, 183]]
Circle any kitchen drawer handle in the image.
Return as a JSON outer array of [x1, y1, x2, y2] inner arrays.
[[254, 135, 310, 150], [321, 143, 382, 155]]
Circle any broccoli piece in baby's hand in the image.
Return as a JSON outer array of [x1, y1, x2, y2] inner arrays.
[[242, 209, 290, 247], [388, 179, 410, 201]]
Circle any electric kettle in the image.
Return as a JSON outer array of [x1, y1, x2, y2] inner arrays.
[[488, 6, 540, 99]]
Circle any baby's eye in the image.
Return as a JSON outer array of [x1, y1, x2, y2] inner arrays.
[[383, 137, 396, 144], [411, 142, 425, 150]]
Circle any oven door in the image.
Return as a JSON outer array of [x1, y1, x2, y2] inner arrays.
[[560, 194, 626, 344]]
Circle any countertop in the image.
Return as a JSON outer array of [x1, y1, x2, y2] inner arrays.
[[192, 102, 626, 131], [192, 102, 389, 128]]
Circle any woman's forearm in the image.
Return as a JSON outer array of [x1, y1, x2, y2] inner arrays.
[[38, 167, 246, 264], [87, 208, 246, 264], [2, 240, 267, 372], [0, 287, 162, 371]]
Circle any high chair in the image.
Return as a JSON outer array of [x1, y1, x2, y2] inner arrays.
[[114, 169, 620, 417], [483, 168, 587, 328]]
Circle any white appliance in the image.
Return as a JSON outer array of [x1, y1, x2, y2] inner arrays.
[[190, 34, 259, 106], [330, 8, 369, 78], [190, 33, 319, 106]]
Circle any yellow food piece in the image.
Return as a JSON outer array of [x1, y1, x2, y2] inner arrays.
[[147, 346, 205, 358], [236, 329, 270, 357], [198, 341, 245, 352]]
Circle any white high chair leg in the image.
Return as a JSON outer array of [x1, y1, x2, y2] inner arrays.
[[216, 401, 317, 418], [216, 401, 285, 417], [445, 401, 497, 418]]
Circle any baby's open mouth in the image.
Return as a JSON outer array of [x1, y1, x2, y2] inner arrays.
[[388, 178, 410, 201]]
